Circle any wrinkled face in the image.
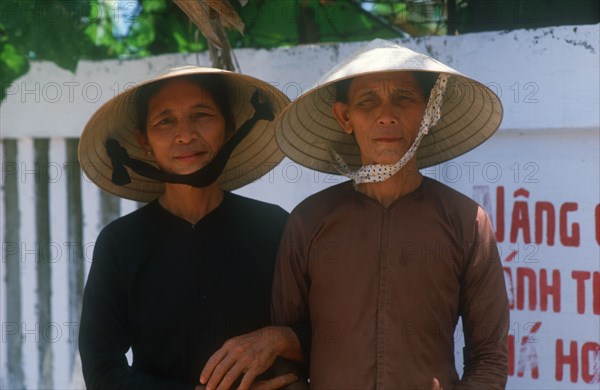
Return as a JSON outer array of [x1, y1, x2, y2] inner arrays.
[[137, 78, 227, 175], [332, 71, 426, 166]]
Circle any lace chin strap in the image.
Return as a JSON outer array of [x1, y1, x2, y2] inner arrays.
[[105, 89, 274, 188], [330, 73, 449, 186]]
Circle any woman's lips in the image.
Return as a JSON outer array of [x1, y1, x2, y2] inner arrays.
[[174, 151, 206, 161], [373, 137, 401, 143]]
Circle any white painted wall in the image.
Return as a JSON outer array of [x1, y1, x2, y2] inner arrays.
[[1, 24, 599, 389]]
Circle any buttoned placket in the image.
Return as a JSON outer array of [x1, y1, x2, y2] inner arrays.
[[375, 206, 393, 389]]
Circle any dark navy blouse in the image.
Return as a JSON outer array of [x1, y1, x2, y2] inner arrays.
[[79, 192, 288, 389]]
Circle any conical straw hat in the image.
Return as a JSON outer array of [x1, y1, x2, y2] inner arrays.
[[275, 39, 503, 173], [79, 66, 290, 202]]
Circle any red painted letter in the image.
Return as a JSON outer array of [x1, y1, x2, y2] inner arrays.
[[581, 342, 600, 384], [517, 267, 537, 311], [572, 271, 591, 314], [555, 339, 578, 382], [540, 269, 561, 312], [535, 201, 555, 246], [560, 202, 580, 247]]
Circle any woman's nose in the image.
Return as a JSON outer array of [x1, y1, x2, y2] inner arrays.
[[376, 103, 399, 126], [175, 123, 198, 144]]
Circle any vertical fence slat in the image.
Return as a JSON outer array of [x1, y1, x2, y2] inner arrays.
[[66, 139, 84, 379], [34, 138, 53, 389], [3, 139, 25, 388]]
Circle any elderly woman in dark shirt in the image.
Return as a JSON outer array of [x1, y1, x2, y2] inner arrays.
[[78, 67, 300, 390]]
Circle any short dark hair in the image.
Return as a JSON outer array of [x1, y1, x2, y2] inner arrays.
[[135, 74, 234, 136], [335, 71, 439, 103], [335, 77, 353, 104]]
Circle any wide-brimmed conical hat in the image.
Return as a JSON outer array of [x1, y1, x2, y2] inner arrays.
[[275, 39, 503, 173], [79, 66, 290, 202]]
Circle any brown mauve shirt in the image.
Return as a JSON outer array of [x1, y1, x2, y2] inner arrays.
[[272, 177, 509, 390]]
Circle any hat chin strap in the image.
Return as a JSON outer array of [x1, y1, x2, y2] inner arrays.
[[330, 74, 449, 186], [105, 89, 274, 189]]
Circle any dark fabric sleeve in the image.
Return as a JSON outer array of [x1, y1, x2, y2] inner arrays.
[[456, 207, 509, 390], [270, 213, 312, 364], [79, 228, 194, 390], [264, 357, 309, 390], [287, 323, 311, 364]]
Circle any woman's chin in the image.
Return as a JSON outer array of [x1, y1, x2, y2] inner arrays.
[[161, 162, 209, 176]]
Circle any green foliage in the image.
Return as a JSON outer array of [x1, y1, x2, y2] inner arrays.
[[0, 0, 202, 101], [1, 41, 30, 99], [369, 1, 445, 35], [1, 0, 92, 100], [234, 0, 401, 48]]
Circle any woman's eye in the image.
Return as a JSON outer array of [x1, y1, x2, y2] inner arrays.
[[356, 98, 376, 107], [157, 118, 173, 126], [193, 112, 209, 119], [394, 96, 413, 104]]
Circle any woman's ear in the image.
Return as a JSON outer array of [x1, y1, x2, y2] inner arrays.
[[332, 102, 353, 135], [134, 129, 151, 153]]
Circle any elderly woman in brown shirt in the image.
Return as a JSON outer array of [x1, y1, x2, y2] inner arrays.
[[201, 40, 509, 390]]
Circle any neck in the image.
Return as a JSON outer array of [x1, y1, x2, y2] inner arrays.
[[356, 162, 423, 208], [159, 182, 224, 225]]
